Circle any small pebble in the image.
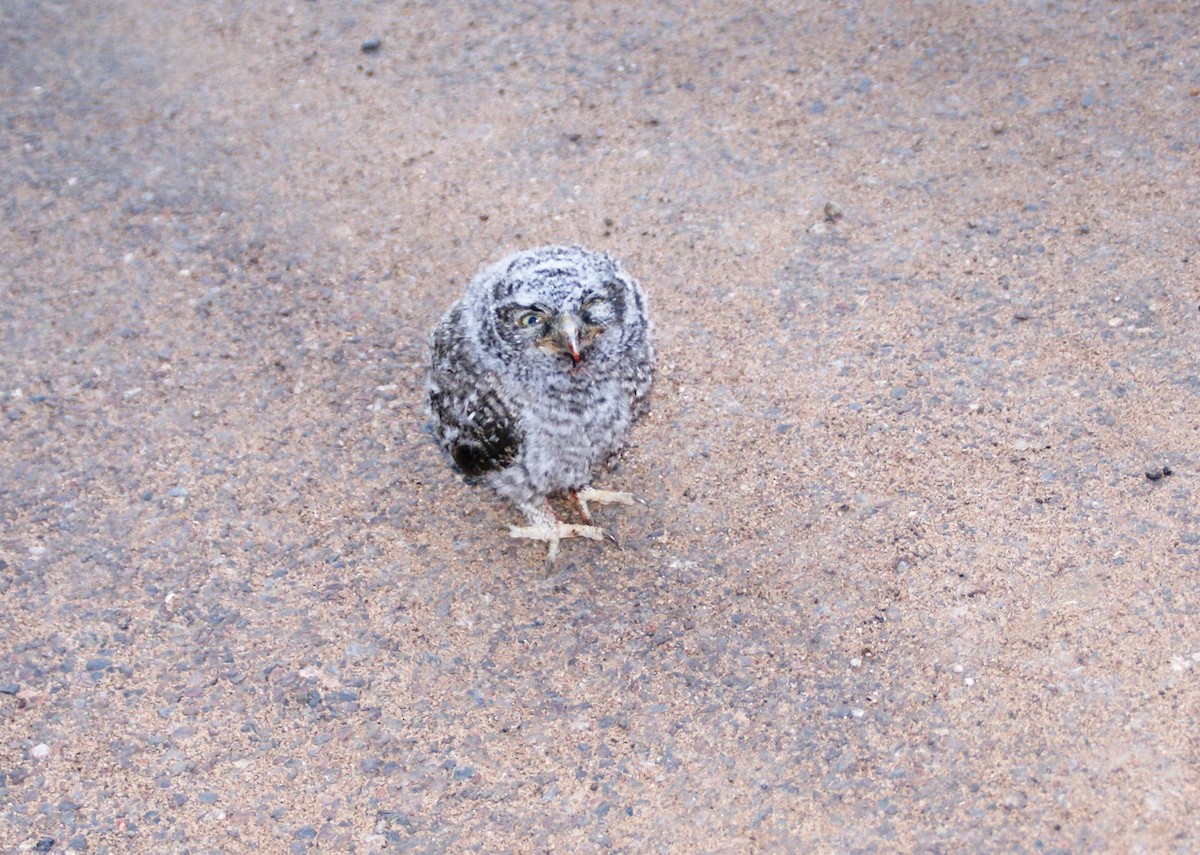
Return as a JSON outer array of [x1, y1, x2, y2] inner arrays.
[[361, 38, 381, 53], [85, 657, 112, 672], [1145, 465, 1172, 481], [34, 839, 55, 854], [68, 835, 89, 851], [0, 683, 19, 695], [32, 743, 50, 758]]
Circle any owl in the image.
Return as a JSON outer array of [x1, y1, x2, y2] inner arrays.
[[429, 245, 655, 561]]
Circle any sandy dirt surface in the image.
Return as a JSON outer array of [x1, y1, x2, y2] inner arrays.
[[2, 1, 1198, 852]]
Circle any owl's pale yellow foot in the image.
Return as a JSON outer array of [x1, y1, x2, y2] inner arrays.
[[572, 487, 644, 524], [511, 502, 607, 563]]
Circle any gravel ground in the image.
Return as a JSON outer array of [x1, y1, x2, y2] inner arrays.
[[2, 1, 1198, 852]]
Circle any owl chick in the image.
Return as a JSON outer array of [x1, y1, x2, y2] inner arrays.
[[429, 245, 655, 561]]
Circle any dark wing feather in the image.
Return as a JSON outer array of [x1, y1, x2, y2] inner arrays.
[[429, 306, 521, 477], [439, 386, 520, 477]]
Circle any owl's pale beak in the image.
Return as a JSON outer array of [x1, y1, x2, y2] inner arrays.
[[551, 312, 583, 363]]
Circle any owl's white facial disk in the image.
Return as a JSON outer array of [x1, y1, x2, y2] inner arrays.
[[497, 295, 610, 369], [482, 247, 634, 373]]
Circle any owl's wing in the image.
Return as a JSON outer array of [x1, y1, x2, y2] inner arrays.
[[625, 335, 656, 422], [628, 361, 654, 421], [429, 307, 522, 478]]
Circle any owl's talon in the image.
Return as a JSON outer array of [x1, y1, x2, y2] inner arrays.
[[573, 487, 643, 524], [576, 487, 638, 507], [509, 519, 604, 563]]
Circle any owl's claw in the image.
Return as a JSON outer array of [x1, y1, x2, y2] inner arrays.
[[573, 487, 643, 524], [511, 491, 640, 562], [506, 518, 604, 564]]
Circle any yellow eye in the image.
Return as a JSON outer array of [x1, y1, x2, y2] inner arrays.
[[517, 311, 543, 328], [582, 295, 606, 312]]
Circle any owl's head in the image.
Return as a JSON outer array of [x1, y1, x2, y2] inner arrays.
[[478, 246, 646, 372]]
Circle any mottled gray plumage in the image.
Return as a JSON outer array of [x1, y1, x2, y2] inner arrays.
[[429, 245, 654, 560]]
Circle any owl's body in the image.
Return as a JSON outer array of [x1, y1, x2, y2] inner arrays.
[[429, 246, 654, 560]]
